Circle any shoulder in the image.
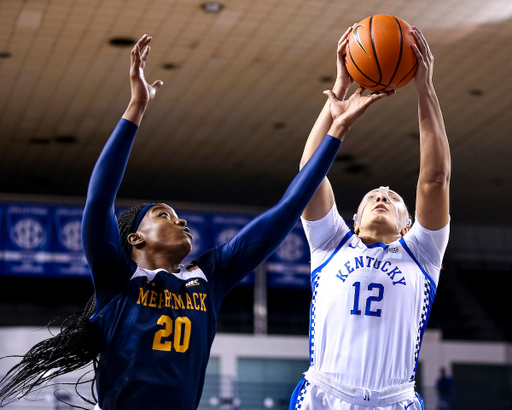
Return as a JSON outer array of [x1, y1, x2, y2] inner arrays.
[[403, 217, 450, 252], [302, 203, 351, 251]]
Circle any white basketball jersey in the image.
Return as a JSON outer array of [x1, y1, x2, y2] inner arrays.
[[302, 204, 449, 391]]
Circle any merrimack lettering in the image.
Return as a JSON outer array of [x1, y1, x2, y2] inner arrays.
[[137, 287, 208, 311]]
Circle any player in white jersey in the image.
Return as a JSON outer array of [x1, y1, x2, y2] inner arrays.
[[289, 26, 451, 410]]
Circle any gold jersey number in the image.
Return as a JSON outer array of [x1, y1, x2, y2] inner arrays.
[[152, 315, 192, 352]]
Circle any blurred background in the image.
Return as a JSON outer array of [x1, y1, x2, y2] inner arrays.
[[1, 0, 512, 409]]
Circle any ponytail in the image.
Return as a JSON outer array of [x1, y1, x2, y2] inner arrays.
[[0, 296, 101, 407]]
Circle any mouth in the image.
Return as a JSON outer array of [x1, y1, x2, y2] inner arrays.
[[373, 204, 388, 211], [183, 228, 193, 240]]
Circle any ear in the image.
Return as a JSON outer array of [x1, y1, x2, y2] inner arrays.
[[128, 232, 145, 246], [400, 225, 411, 237], [353, 222, 360, 235]]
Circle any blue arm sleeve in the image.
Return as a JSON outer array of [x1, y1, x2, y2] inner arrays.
[[196, 134, 341, 309], [82, 119, 138, 308]]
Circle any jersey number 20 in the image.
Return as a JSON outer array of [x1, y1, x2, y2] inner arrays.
[[152, 315, 192, 352], [350, 282, 384, 317]]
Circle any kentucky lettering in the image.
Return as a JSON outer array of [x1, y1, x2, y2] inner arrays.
[[338, 255, 406, 286]]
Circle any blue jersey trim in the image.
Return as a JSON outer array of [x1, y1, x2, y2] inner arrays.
[[399, 238, 437, 292], [289, 378, 307, 410], [400, 238, 437, 378], [415, 392, 425, 410], [310, 231, 353, 288], [364, 241, 388, 249]]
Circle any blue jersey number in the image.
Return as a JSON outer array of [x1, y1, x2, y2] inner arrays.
[[152, 315, 191, 352], [350, 282, 384, 317]]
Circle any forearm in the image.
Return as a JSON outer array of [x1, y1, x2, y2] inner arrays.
[[418, 87, 451, 184], [122, 100, 148, 127], [224, 134, 342, 277], [85, 119, 138, 207], [82, 118, 138, 264], [300, 81, 348, 169]]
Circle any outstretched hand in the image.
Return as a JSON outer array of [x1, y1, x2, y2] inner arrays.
[[411, 27, 434, 94], [129, 34, 163, 105], [334, 25, 355, 96], [324, 87, 394, 134]]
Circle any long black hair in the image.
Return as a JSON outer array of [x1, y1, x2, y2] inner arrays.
[[0, 203, 148, 407], [0, 297, 100, 407]]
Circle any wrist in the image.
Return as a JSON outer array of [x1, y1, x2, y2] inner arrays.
[[128, 97, 149, 108], [123, 100, 148, 126], [327, 120, 349, 141], [333, 80, 349, 99], [416, 82, 435, 97]]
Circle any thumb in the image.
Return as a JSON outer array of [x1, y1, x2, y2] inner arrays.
[[323, 89, 339, 104], [152, 80, 164, 89]]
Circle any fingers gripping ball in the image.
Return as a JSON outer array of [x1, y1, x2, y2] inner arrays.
[[346, 15, 418, 92]]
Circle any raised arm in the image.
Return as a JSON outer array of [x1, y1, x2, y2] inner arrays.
[[82, 35, 162, 290], [412, 27, 451, 230], [300, 27, 353, 221], [206, 132, 342, 298], [301, 27, 394, 221], [204, 86, 391, 297]]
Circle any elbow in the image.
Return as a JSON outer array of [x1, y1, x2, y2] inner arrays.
[[421, 170, 451, 187]]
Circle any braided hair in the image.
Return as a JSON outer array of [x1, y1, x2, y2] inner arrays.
[[0, 297, 101, 408], [0, 204, 149, 407], [117, 203, 150, 251]]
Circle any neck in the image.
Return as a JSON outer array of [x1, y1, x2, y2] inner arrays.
[[132, 250, 185, 273], [358, 227, 401, 245]]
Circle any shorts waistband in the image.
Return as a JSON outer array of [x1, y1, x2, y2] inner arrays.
[[304, 367, 416, 407]]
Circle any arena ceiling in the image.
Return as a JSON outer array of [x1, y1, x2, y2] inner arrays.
[[0, 0, 511, 224]]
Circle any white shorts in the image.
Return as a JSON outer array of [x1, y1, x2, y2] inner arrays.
[[289, 379, 424, 410]]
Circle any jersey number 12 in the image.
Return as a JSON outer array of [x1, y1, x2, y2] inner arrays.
[[350, 282, 384, 317]]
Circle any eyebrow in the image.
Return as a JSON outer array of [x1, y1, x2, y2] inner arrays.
[[151, 205, 170, 214], [151, 205, 177, 217]]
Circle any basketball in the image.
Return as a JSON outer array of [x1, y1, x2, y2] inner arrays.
[[345, 14, 418, 92]]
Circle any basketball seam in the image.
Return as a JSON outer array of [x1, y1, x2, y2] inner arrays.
[[396, 61, 418, 86], [347, 41, 380, 86], [369, 16, 383, 86], [385, 16, 404, 88]]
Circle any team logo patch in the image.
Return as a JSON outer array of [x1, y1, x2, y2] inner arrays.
[[389, 247, 399, 253], [186, 279, 200, 287]]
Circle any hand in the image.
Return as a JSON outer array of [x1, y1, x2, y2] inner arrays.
[[334, 25, 355, 97], [412, 27, 434, 94], [324, 87, 394, 133], [129, 34, 163, 106]]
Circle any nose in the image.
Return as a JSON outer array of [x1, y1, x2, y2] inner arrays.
[[376, 194, 388, 202], [176, 218, 187, 227]]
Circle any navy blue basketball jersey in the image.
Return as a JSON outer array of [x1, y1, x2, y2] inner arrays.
[[91, 260, 220, 410]]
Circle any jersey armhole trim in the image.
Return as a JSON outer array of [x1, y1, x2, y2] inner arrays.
[[310, 231, 353, 288], [399, 238, 437, 292]]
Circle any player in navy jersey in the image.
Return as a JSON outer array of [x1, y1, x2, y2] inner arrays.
[[289, 26, 451, 410], [0, 34, 392, 409]]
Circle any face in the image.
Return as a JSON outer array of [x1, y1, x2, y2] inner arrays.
[[355, 187, 409, 233], [135, 203, 193, 255]]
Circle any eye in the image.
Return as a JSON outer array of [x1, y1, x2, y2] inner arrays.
[[159, 212, 171, 218]]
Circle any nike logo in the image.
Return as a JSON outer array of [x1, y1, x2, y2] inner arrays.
[[353, 25, 369, 56]]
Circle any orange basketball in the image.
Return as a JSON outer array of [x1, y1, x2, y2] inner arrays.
[[345, 15, 418, 92]]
